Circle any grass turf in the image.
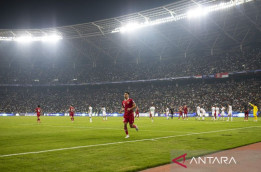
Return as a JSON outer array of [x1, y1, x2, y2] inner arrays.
[[0, 116, 260, 172]]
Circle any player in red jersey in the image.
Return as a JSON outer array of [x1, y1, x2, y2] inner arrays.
[[69, 105, 75, 122], [35, 105, 41, 123], [244, 104, 249, 121], [135, 106, 140, 120], [178, 106, 183, 120], [183, 105, 188, 120], [120, 92, 139, 138]]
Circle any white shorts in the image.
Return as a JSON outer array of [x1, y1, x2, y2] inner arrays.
[[89, 113, 92, 117], [197, 111, 201, 116], [103, 113, 106, 116], [228, 111, 232, 116], [221, 112, 225, 116]]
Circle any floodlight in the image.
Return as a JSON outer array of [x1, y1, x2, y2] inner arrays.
[[14, 36, 34, 43], [120, 23, 142, 33], [41, 35, 63, 42], [0, 37, 13, 41], [0, 34, 62, 43], [187, 7, 208, 19], [111, 0, 253, 33]]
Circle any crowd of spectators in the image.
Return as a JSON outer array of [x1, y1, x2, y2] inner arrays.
[[0, 47, 260, 85], [0, 76, 260, 114], [1, 46, 260, 114]]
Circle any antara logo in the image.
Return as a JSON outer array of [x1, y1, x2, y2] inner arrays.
[[172, 154, 237, 168], [172, 153, 187, 168], [190, 156, 237, 165]]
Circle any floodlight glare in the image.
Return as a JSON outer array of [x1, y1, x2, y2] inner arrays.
[[187, 0, 254, 19], [112, 0, 253, 33], [0, 34, 63, 43], [41, 35, 63, 42], [0, 37, 13, 41], [187, 7, 208, 19], [120, 23, 143, 33], [15, 36, 34, 43]]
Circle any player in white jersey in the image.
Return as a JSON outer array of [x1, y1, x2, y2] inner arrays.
[[200, 107, 206, 121], [227, 104, 233, 121], [88, 105, 93, 123], [211, 106, 216, 120], [166, 107, 170, 120], [196, 105, 201, 120], [102, 107, 107, 120], [215, 106, 220, 120], [150, 106, 155, 122], [221, 106, 225, 121]]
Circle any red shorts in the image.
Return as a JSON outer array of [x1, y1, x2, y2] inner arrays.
[[37, 114, 40, 117], [124, 115, 134, 124], [70, 113, 74, 117], [179, 112, 182, 116]]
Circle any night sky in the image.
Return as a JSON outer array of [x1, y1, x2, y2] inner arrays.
[[0, 0, 176, 29]]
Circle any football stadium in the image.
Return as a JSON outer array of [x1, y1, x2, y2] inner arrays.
[[0, 0, 261, 171]]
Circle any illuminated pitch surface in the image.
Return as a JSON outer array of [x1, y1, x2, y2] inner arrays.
[[0, 117, 260, 172]]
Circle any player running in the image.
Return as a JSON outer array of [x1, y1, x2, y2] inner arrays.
[[221, 106, 225, 121], [215, 106, 220, 120], [135, 106, 140, 120], [120, 92, 138, 138], [243, 104, 249, 121], [35, 105, 42, 123], [170, 107, 174, 119], [88, 105, 93, 123], [69, 105, 75, 122], [178, 106, 183, 120], [200, 107, 206, 121], [227, 104, 233, 121], [149, 105, 155, 122], [183, 105, 188, 120], [102, 107, 107, 121], [249, 102, 258, 122], [196, 105, 201, 120], [166, 107, 170, 120], [212, 105, 216, 120]]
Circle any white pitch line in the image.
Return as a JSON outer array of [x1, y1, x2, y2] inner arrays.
[[19, 123, 193, 134], [0, 126, 260, 158], [38, 124, 194, 134]]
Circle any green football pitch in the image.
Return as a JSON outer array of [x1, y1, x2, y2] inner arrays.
[[0, 116, 260, 172]]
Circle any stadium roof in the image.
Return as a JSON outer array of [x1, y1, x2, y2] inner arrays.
[[0, 0, 258, 38], [0, 0, 260, 60]]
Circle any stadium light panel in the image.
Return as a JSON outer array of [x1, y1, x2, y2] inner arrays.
[[0, 37, 13, 41], [0, 34, 63, 43], [14, 36, 34, 43], [41, 35, 63, 42], [187, 7, 208, 19], [119, 23, 141, 33], [112, 0, 253, 33]]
